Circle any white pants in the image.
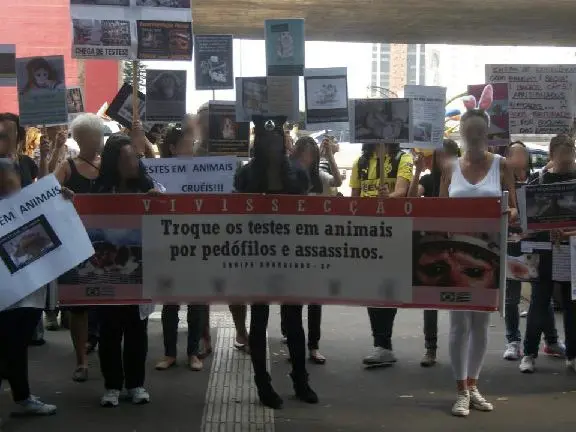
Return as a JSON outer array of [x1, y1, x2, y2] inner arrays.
[[449, 311, 490, 381]]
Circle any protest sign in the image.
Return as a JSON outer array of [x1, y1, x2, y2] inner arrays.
[[304, 68, 349, 125], [16, 56, 68, 126], [350, 99, 414, 145], [66, 87, 85, 121], [136, 21, 193, 60], [0, 44, 16, 87], [194, 35, 234, 90], [106, 82, 149, 130], [142, 156, 237, 193], [0, 175, 94, 311], [468, 83, 510, 146], [59, 194, 504, 312], [486, 64, 576, 135], [235, 76, 299, 122], [204, 101, 250, 156], [72, 19, 133, 60], [265, 19, 305, 76], [518, 180, 576, 231], [404, 85, 446, 149], [145, 69, 187, 122]]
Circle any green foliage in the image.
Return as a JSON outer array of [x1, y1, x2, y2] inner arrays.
[[122, 61, 147, 91]]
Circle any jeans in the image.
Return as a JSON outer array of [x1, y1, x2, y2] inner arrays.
[[423, 310, 438, 350], [98, 305, 148, 390], [0, 308, 42, 401], [524, 281, 576, 359], [367, 307, 397, 350], [505, 280, 557, 344], [281, 304, 322, 350], [161, 304, 208, 357]]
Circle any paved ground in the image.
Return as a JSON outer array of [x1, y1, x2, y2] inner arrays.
[[1, 304, 576, 432]]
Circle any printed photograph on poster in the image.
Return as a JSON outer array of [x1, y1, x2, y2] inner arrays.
[[522, 181, 576, 230], [145, 70, 186, 122], [71, 0, 129, 5], [506, 240, 541, 281], [0, 215, 62, 275], [16, 56, 68, 126], [194, 35, 234, 90], [0, 44, 16, 87], [265, 19, 305, 76], [468, 83, 509, 146], [304, 68, 348, 125], [412, 231, 501, 290], [136, 21, 192, 61], [235, 76, 299, 122], [136, 0, 190, 7], [350, 98, 413, 144], [206, 102, 250, 156], [66, 87, 85, 120], [105, 83, 147, 130], [404, 85, 446, 149], [72, 19, 132, 60]]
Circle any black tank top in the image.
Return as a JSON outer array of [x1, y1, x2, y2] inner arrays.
[[64, 159, 96, 193]]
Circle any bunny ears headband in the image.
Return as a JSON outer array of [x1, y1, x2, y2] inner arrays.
[[462, 84, 493, 125]]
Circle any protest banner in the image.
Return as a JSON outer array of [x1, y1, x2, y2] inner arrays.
[[141, 156, 237, 193], [58, 194, 505, 312], [16, 56, 68, 126], [66, 87, 85, 121], [145, 69, 187, 122], [200, 101, 250, 156], [304, 68, 349, 125], [194, 35, 234, 91], [517, 180, 576, 231], [265, 19, 305, 77], [467, 83, 510, 146], [404, 85, 446, 149], [349, 98, 414, 145], [0, 175, 94, 311], [106, 82, 150, 131], [136, 21, 193, 60], [235, 76, 299, 122], [486, 64, 576, 135], [0, 44, 16, 87]]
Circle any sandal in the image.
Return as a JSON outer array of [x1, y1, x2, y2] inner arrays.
[[72, 366, 88, 382], [309, 350, 326, 365], [155, 357, 176, 370], [234, 341, 250, 355], [189, 356, 203, 371]]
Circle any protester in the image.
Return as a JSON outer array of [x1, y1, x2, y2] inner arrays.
[[91, 133, 158, 407], [234, 116, 317, 409], [350, 142, 413, 366], [439, 90, 518, 416], [154, 125, 209, 372], [504, 141, 564, 361], [520, 134, 576, 374], [409, 139, 460, 367], [317, 133, 343, 195]]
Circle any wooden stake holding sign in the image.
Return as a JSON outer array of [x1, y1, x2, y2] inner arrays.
[[132, 60, 140, 126]]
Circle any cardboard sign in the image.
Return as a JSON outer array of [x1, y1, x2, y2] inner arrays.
[[66, 87, 86, 121], [349, 98, 414, 145], [404, 85, 446, 149], [194, 35, 234, 90], [235, 76, 299, 122], [206, 101, 249, 156], [0, 44, 16, 87], [304, 68, 349, 125], [145, 69, 187, 122], [265, 19, 305, 76], [106, 82, 148, 130]]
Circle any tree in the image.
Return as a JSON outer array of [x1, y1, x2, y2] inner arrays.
[[122, 61, 147, 91]]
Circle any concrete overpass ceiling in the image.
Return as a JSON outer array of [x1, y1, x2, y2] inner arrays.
[[192, 0, 576, 46]]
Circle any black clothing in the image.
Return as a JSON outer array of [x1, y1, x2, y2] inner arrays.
[[16, 155, 37, 187], [65, 158, 94, 193], [418, 173, 436, 198]]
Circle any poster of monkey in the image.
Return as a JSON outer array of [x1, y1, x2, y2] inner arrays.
[[145, 69, 187, 122]]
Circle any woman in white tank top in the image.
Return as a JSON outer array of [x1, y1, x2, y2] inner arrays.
[[439, 90, 518, 417]]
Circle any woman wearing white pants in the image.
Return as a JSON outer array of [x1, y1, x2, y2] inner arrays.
[[439, 85, 517, 416]]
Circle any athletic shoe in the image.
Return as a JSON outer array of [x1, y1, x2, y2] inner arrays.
[[100, 389, 120, 407], [420, 349, 437, 367], [128, 387, 150, 405], [503, 342, 521, 361], [469, 387, 493, 411], [543, 342, 566, 358], [519, 355, 536, 373], [14, 396, 56, 416], [451, 390, 470, 417], [362, 347, 397, 365]]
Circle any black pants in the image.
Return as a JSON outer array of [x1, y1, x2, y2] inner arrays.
[[250, 304, 307, 381], [161, 304, 208, 357], [280, 304, 321, 350], [367, 307, 397, 350], [423, 310, 438, 350], [0, 308, 42, 402], [98, 305, 148, 390]]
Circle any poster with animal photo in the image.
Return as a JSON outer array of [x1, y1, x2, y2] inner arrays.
[[145, 69, 186, 122], [350, 98, 414, 144], [106, 82, 149, 131], [66, 87, 85, 121], [265, 19, 305, 76], [235, 76, 299, 122], [136, 21, 192, 60], [16, 56, 68, 126], [0, 44, 16, 87], [304, 68, 348, 125], [206, 101, 250, 156], [467, 83, 509, 146], [194, 35, 234, 90], [72, 19, 133, 59]]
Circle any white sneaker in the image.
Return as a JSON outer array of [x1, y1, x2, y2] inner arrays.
[[451, 390, 470, 417], [503, 342, 521, 361], [100, 389, 120, 407], [362, 347, 397, 365], [519, 356, 536, 373], [14, 396, 56, 416], [128, 387, 150, 405], [469, 387, 493, 412], [566, 358, 576, 372]]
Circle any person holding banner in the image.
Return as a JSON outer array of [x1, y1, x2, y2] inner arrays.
[[91, 134, 159, 407], [439, 86, 518, 417]]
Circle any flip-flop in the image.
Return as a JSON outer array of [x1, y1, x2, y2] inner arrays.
[[234, 341, 250, 354], [155, 358, 176, 370], [309, 352, 326, 365]]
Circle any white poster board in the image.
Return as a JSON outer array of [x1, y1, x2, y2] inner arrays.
[[304, 67, 349, 125], [235, 76, 299, 122], [349, 98, 414, 145], [404, 85, 446, 149], [0, 175, 94, 311]]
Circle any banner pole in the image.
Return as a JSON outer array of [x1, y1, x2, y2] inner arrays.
[[132, 60, 140, 125], [499, 191, 509, 317]]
